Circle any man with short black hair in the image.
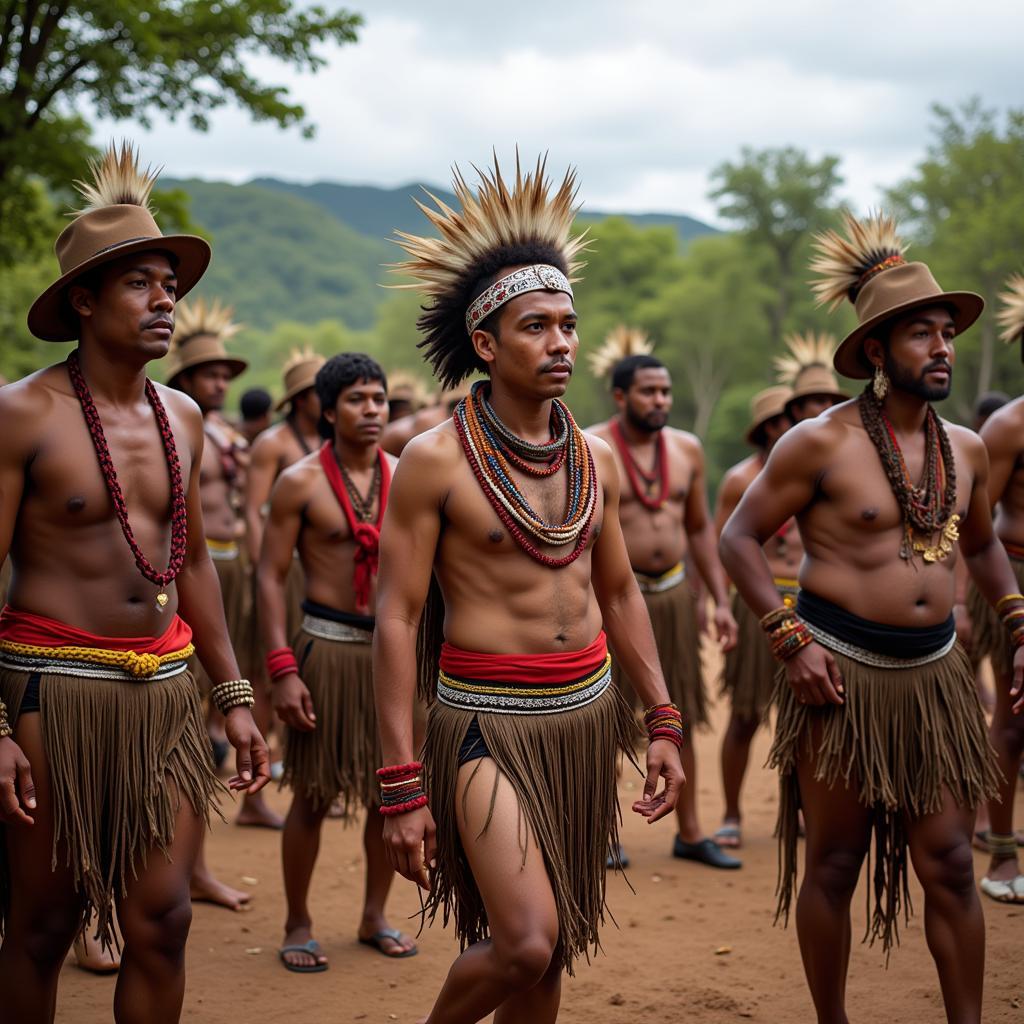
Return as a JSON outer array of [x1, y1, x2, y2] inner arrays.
[[239, 386, 273, 444]]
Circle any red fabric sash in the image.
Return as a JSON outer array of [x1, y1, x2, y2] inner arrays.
[[0, 605, 193, 653], [440, 631, 608, 684], [318, 441, 391, 613]]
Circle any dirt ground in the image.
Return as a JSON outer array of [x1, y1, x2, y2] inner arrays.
[[56, 646, 1024, 1023]]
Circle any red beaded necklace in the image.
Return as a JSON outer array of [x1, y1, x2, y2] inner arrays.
[[67, 350, 188, 608], [609, 418, 669, 511]]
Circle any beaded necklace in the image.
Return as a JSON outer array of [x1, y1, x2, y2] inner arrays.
[[67, 350, 188, 608], [858, 388, 959, 563], [453, 381, 596, 567], [339, 455, 382, 523], [609, 418, 668, 510]]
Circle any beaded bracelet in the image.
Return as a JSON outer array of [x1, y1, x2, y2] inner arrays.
[[266, 647, 299, 682], [760, 606, 814, 661], [998, 598, 1024, 649], [210, 678, 256, 716], [376, 761, 428, 816], [0, 700, 11, 740], [643, 702, 683, 748], [995, 593, 1024, 615]]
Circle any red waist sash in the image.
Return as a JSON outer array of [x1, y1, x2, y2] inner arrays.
[[439, 630, 607, 684], [0, 605, 193, 654]]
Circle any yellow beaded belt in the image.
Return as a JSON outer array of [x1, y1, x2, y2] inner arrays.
[[635, 562, 685, 594], [0, 640, 194, 681], [206, 537, 240, 561]]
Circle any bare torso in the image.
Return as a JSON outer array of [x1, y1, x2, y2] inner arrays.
[[199, 416, 243, 543], [982, 396, 1024, 548]]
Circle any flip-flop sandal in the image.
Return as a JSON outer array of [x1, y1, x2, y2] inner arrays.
[[713, 824, 742, 849], [358, 928, 418, 959], [673, 836, 742, 870], [979, 875, 1024, 903], [606, 843, 630, 870], [279, 939, 329, 973]]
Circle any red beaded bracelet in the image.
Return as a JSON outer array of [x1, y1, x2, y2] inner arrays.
[[266, 647, 299, 681]]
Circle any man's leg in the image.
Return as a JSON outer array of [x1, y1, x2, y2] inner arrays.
[[718, 710, 761, 845], [358, 808, 417, 955], [907, 793, 984, 1024], [423, 758, 561, 1024], [113, 784, 204, 1024], [0, 713, 86, 1023], [795, 738, 873, 1024], [983, 665, 1024, 886], [279, 789, 329, 968]]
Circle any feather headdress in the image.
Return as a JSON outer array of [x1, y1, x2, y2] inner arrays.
[[774, 331, 837, 385], [390, 154, 589, 388], [810, 211, 907, 310], [172, 297, 241, 347], [997, 274, 1024, 346], [73, 142, 159, 216], [282, 345, 321, 375], [588, 325, 655, 380]]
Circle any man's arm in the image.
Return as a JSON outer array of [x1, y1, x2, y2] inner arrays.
[[714, 467, 747, 539], [590, 439, 683, 824], [242, 431, 280, 564]]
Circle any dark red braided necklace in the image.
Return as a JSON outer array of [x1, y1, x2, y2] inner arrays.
[[67, 350, 188, 608], [610, 419, 669, 511]]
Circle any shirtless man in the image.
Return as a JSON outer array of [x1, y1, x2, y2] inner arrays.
[[587, 332, 739, 870], [260, 353, 416, 971], [375, 158, 684, 1023], [0, 144, 269, 1024], [775, 332, 848, 425], [380, 384, 471, 457], [714, 385, 795, 848], [721, 212, 1016, 1023], [238, 387, 273, 445]]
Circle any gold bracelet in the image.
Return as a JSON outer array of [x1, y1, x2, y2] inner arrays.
[[996, 593, 1024, 614], [0, 700, 11, 740]]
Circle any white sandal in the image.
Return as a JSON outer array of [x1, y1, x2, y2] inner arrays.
[[979, 874, 1024, 903]]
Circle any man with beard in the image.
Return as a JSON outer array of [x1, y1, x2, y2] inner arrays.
[[714, 385, 795, 849], [261, 353, 416, 971], [375, 158, 683, 1023], [0, 143, 269, 1023], [721, 212, 1019, 1022], [587, 328, 739, 869]]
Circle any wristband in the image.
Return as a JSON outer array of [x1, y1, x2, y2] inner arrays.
[[266, 646, 299, 681], [0, 700, 11, 739], [377, 761, 428, 816], [996, 593, 1024, 615], [643, 702, 683, 748], [210, 678, 255, 715], [761, 606, 814, 661]]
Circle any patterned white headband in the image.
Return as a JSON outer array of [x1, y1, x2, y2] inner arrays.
[[465, 264, 573, 335]]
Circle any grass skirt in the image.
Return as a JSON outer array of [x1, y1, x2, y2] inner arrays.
[[965, 555, 1023, 677], [720, 591, 777, 722], [192, 552, 247, 693]]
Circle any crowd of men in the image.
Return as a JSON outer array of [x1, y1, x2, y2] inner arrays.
[[0, 143, 1022, 1024]]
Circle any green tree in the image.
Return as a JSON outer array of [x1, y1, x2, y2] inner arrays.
[[0, 0, 362, 262]]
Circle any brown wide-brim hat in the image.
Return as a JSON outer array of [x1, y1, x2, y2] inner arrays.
[[28, 204, 211, 343], [785, 366, 848, 414], [833, 262, 984, 380], [746, 385, 792, 445], [165, 334, 247, 384], [275, 356, 326, 411]]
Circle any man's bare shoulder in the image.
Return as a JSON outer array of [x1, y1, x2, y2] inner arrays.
[[153, 382, 202, 427], [721, 455, 761, 491], [944, 420, 987, 461], [0, 364, 65, 417], [399, 419, 463, 470], [664, 426, 704, 457], [583, 419, 613, 440], [979, 396, 1024, 451], [770, 406, 854, 468], [250, 420, 291, 457], [274, 450, 321, 500]]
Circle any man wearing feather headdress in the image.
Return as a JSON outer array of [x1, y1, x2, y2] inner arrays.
[[721, 211, 1021, 1021], [965, 274, 1024, 905], [587, 327, 740, 870], [373, 157, 684, 1022], [775, 331, 848, 423], [0, 144, 269, 1022]]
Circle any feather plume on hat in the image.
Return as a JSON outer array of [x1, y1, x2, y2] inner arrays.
[[810, 211, 907, 310], [390, 153, 589, 388], [282, 345, 321, 375], [997, 274, 1024, 346], [172, 297, 241, 347], [588, 325, 655, 380], [73, 142, 159, 216], [774, 331, 837, 385]]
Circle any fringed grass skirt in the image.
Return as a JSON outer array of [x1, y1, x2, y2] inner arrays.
[[720, 591, 777, 722], [285, 556, 306, 641], [768, 641, 999, 953], [0, 665, 218, 950], [422, 681, 635, 974], [192, 549, 247, 693], [282, 625, 379, 815], [966, 555, 1024, 677]]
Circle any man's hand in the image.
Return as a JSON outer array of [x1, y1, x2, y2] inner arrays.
[[224, 707, 272, 793], [272, 673, 316, 731], [1011, 646, 1024, 715], [712, 602, 739, 652], [954, 603, 973, 654], [0, 736, 35, 825], [631, 739, 685, 824], [383, 805, 437, 891], [785, 641, 844, 706]]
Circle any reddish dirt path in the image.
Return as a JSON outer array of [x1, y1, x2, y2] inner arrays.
[[57, 648, 1024, 1022]]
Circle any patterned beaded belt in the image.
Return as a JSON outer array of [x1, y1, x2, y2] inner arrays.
[[802, 621, 956, 670], [206, 538, 240, 561], [0, 641, 194, 681], [774, 577, 799, 607], [635, 562, 685, 594], [436, 654, 612, 715], [301, 613, 373, 644]]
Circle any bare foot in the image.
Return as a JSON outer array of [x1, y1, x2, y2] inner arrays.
[[280, 925, 328, 971], [191, 869, 252, 910], [235, 792, 285, 830], [73, 932, 120, 974]]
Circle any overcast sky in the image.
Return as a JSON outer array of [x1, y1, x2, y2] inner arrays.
[[95, 0, 1024, 225]]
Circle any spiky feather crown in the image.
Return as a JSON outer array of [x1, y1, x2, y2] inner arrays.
[[588, 325, 655, 379], [73, 142, 159, 216], [810, 211, 908, 309], [390, 154, 588, 388], [281, 346, 321, 374], [997, 274, 1024, 345], [774, 331, 837, 385], [172, 298, 241, 348]]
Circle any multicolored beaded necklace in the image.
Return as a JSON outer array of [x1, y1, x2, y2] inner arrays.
[[609, 418, 669, 510], [67, 350, 188, 608], [453, 381, 596, 567], [858, 388, 958, 563]]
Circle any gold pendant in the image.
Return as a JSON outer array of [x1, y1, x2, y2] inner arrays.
[[156, 591, 169, 608], [912, 514, 960, 563]]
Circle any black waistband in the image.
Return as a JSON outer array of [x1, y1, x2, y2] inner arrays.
[[797, 590, 955, 658], [301, 599, 375, 632]]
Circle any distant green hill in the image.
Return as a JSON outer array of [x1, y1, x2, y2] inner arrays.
[[250, 177, 719, 246]]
